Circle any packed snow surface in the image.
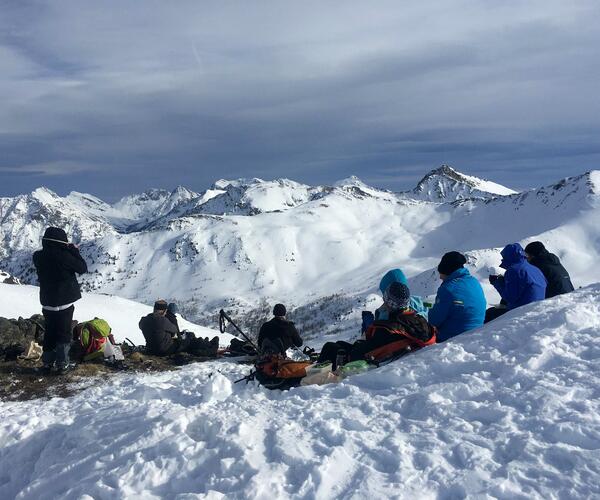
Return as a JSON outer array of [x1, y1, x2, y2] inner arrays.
[[1, 285, 599, 499]]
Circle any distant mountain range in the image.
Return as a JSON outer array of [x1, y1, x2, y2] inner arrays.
[[1, 166, 598, 336]]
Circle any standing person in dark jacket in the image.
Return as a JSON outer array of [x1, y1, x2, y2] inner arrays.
[[33, 227, 88, 373], [257, 304, 303, 356], [485, 243, 547, 323], [524, 242, 574, 298]]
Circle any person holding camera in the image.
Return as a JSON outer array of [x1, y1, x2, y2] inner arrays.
[[33, 227, 88, 374]]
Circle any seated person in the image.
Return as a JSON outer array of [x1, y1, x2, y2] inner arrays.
[[257, 304, 303, 356], [428, 251, 487, 342], [318, 282, 436, 366], [485, 243, 547, 323], [139, 300, 218, 356], [376, 268, 429, 319], [524, 241, 574, 298]]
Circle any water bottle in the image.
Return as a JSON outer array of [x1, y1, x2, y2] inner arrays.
[[335, 349, 346, 371]]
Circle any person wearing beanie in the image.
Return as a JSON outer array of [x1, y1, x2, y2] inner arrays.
[[166, 302, 181, 336], [485, 243, 547, 323], [376, 269, 429, 319], [139, 299, 179, 355], [257, 304, 303, 356], [273, 303, 286, 317], [428, 251, 486, 342], [139, 299, 219, 357], [437, 251, 467, 276], [524, 242, 574, 298], [33, 227, 88, 374], [318, 282, 436, 366]]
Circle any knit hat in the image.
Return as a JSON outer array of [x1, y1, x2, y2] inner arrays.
[[42, 227, 68, 244], [154, 300, 168, 311], [167, 302, 178, 314], [383, 282, 411, 311], [437, 251, 467, 275], [524, 241, 546, 257], [273, 303, 287, 317]]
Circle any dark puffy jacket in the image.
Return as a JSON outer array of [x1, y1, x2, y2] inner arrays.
[[33, 240, 88, 307], [493, 244, 547, 309], [529, 250, 574, 298], [258, 317, 303, 355], [139, 313, 178, 356], [166, 310, 181, 335]]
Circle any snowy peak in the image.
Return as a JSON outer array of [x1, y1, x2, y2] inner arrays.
[[113, 186, 199, 223], [411, 165, 517, 202], [178, 178, 322, 217], [503, 170, 600, 211]]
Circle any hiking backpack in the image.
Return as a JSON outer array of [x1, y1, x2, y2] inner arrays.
[[75, 318, 115, 361], [250, 355, 313, 390], [363, 323, 436, 363]]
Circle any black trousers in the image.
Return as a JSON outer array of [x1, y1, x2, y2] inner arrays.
[[318, 331, 398, 366], [42, 305, 74, 364], [484, 307, 508, 324]]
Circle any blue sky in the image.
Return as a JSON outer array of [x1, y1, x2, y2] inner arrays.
[[1, 0, 599, 201]]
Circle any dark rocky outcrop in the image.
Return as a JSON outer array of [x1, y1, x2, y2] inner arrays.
[[0, 315, 45, 360]]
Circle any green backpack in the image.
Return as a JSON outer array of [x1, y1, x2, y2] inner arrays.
[[76, 318, 113, 361]]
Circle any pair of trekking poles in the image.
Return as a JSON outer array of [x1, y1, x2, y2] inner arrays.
[[218, 308, 317, 358]]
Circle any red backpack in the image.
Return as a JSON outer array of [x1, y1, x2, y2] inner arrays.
[[364, 312, 436, 362]]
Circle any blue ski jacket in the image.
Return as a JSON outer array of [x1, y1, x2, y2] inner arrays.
[[428, 267, 486, 342], [377, 269, 429, 318], [492, 243, 547, 309]]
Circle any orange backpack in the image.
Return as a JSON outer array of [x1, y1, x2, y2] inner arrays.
[[253, 356, 313, 389]]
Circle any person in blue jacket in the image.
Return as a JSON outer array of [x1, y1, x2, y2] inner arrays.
[[428, 252, 487, 342], [485, 243, 547, 323], [376, 269, 429, 319]]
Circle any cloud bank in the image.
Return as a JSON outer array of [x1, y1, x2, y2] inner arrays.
[[1, 0, 599, 199]]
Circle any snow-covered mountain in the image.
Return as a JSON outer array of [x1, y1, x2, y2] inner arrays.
[[1, 281, 599, 498], [113, 186, 199, 225], [410, 164, 517, 201], [1, 167, 598, 336]]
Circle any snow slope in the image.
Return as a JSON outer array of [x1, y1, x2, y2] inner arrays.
[[1, 284, 599, 499], [0, 283, 229, 347]]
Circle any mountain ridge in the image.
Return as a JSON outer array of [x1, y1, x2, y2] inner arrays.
[[1, 167, 598, 332]]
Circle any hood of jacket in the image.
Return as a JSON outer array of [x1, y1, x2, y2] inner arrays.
[[500, 243, 526, 269], [379, 269, 408, 294], [442, 267, 471, 282], [532, 249, 561, 266]]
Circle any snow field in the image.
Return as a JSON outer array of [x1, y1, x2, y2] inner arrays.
[[1, 285, 599, 499]]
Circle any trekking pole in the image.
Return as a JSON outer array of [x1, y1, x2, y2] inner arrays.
[[219, 309, 259, 352]]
